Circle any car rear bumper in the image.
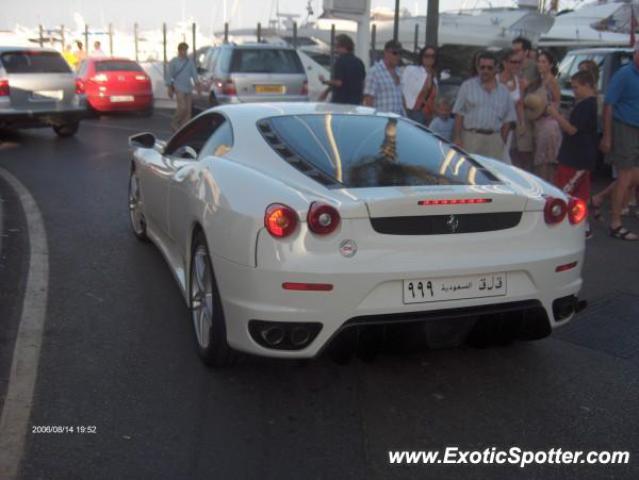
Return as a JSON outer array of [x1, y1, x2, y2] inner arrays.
[[87, 94, 153, 112], [0, 105, 88, 128], [212, 242, 584, 358]]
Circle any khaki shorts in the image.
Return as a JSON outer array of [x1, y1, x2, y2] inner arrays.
[[607, 120, 639, 169], [461, 130, 504, 160], [514, 117, 534, 153]]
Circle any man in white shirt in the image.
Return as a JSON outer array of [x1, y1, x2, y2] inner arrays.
[[92, 41, 106, 57], [452, 51, 516, 159]]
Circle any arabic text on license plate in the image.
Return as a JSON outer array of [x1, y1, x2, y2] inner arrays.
[[403, 273, 506, 304], [255, 85, 285, 94], [33, 90, 63, 101], [110, 95, 134, 102]]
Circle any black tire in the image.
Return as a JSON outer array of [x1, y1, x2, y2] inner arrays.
[[53, 121, 79, 137], [128, 169, 149, 241], [190, 232, 237, 367]]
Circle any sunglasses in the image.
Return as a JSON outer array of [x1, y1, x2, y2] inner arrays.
[[389, 50, 401, 55]]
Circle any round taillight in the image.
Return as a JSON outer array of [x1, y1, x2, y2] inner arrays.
[[568, 197, 587, 225], [544, 197, 567, 225], [74, 78, 85, 94], [264, 203, 298, 238], [307, 202, 340, 235]]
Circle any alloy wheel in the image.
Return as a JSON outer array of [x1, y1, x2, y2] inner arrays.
[[191, 246, 214, 349], [128, 172, 146, 237]]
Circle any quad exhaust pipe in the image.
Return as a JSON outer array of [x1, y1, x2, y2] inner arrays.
[[249, 320, 323, 351]]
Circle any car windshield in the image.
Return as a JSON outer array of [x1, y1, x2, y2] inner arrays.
[[95, 60, 143, 72], [0, 51, 71, 74], [230, 49, 304, 74], [259, 115, 499, 188]]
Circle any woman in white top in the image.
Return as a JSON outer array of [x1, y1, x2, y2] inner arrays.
[[497, 48, 525, 164], [401, 46, 438, 125]]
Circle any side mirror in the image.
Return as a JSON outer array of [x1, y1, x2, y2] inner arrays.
[[175, 145, 197, 160], [129, 132, 156, 149]]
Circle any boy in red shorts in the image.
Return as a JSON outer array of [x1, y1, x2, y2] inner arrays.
[[548, 70, 598, 238]]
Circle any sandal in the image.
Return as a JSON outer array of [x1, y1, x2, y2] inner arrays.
[[609, 225, 639, 241], [588, 199, 603, 222]]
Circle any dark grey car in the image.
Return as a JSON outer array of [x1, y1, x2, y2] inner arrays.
[[0, 46, 87, 136], [193, 44, 308, 112]]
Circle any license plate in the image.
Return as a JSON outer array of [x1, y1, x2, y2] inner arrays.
[[110, 95, 134, 102], [32, 90, 63, 101], [403, 273, 507, 304], [255, 85, 285, 94]]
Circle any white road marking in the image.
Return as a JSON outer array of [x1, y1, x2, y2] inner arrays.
[[0, 196, 3, 263], [0, 168, 49, 480]]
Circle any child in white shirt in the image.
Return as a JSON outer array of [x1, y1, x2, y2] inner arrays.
[[428, 97, 455, 142]]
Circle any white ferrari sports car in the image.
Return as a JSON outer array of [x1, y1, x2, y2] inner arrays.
[[128, 103, 586, 366]]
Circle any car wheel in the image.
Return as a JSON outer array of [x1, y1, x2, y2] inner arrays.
[[128, 169, 148, 241], [190, 232, 237, 367], [53, 121, 79, 137]]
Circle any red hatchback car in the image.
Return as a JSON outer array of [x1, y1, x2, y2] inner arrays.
[[76, 58, 153, 115]]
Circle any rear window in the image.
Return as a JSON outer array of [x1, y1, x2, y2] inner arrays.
[[95, 60, 143, 72], [259, 115, 498, 188], [0, 51, 70, 74], [617, 52, 632, 70], [230, 49, 304, 74]]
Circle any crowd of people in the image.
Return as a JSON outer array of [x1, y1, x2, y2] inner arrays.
[[322, 34, 639, 241], [58, 32, 638, 241], [61, 40, 106, 68]]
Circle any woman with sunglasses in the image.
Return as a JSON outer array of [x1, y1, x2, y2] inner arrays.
[[497, 49, 525, 164], [401, 46, 438, 124]]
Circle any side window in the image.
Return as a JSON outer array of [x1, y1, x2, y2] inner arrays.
[[568, 55, 588, 77], [199, 121, 234, 158], [207, 48, 220, 73], [588, 54, 605, 91], [164, 113, 225, 157], [216, 48, 232, 75], [557, 55, 576, 89], [617, 53, 632, 69]]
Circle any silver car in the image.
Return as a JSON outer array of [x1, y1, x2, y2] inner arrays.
[[193, 44, 308, 111], [0, 46, 86, 137]]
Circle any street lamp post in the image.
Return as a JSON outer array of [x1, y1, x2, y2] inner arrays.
[[393, 0, 400, 42], [426, 0, 439, 46]]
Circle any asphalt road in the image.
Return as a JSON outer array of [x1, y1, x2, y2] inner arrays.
[[1, 113, 638, 480]]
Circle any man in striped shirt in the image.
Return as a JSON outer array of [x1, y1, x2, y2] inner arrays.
[[452, 51, 516, 159], [363, 40, 405, 116]]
